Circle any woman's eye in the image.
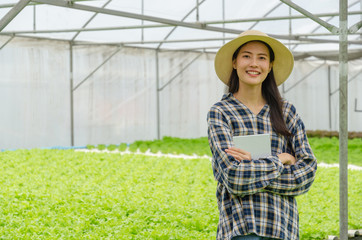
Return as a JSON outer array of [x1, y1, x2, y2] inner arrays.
[[242, 55, 250, 58]]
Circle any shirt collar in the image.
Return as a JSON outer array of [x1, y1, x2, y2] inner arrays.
[[222, 92, 270, 117]]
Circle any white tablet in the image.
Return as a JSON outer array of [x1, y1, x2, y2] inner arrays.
[[233, 133, 271, 159]]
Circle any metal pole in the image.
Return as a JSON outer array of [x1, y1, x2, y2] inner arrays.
[[196, 0, 199, 22], [156, 50, 161, 140], [283, 62, 326, 93], [339, 0, 348, 239], [355, 98, 362, 112], [249, 3, 283, 30], [284, 5, 291, 96], [69, 42, 75, 146], [222, 0, 225, 44], [328, 66, 332, 130], [156, 0, 206, 49], [0, 0, 31, 31], [158, 53, 203, 91], [34, 0, 242, 35], [33, 4, 36, 31], [0, 35, 14, 50], [73, 46, 123, 91], [361, 0, 362, 39], [280, 0, 339, 33], [71, 0, 113, 41], [141, 0, 144, 42]]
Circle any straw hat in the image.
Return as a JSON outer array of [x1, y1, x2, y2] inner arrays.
[[214, 30, 294, 86]]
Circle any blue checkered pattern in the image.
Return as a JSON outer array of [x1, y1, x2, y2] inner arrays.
[[207, 93, 317, 240]]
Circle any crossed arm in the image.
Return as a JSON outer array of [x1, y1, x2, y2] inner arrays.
[[208, 108, 317, 197], [225, 147, 297, 165]]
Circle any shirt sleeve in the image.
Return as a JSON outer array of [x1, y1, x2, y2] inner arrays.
[[207, 105, 285, 196], [264, 103, 317, 196]]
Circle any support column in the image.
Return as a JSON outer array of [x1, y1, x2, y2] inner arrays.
[[156, 50, 161, 140], [70, 42, 75, 146], [328, 66, 332, 130], [338, 0, 348, 239]]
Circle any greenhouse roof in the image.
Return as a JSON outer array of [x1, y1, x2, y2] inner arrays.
[[0, 0, 361, 57]]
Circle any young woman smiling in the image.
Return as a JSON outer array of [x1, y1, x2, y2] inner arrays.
[[207, 30, 317, 240]]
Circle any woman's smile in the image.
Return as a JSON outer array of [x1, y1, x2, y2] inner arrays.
[[246, 70, 261, 76]]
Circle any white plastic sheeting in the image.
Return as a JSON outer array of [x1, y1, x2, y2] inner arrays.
[[73, 45, 158, 146], [0, 37, 71, 149], [1, 0, 361, 52], [283, 60, 362, 132], [0, 36, 361, 149]]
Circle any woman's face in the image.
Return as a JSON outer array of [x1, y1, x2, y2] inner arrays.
[[232, 41, 273, 88]]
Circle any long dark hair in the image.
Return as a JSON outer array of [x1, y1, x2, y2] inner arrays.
[[229, 41, 291, 137]]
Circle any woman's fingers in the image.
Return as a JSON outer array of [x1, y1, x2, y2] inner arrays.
[[225, 148, 251, 161], [227, 147, 250, 155], [278, 153, 296, 165]]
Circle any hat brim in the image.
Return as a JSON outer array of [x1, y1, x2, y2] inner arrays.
[[214, 33, 294, 86]]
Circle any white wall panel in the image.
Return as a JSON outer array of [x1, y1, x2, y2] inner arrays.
[[0, 37, 70, 149], [0, 36, 361, 149], [72, 45, 158, 146]]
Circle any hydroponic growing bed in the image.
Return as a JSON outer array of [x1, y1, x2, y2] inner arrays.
[[0, 137, 361, 239]]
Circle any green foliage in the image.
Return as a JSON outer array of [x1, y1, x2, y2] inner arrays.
[[89, 136, 360, 167], [138, 143, 149, 153], [86, 144, 95, 150], [309, 137, 362, 166], [0, 149, 361, 239], [128, 143, 139, 152], [118, 143, 127, 151], [97, 144, 106, 151], [0, 150, 217, 239], [307, 130, 362, 139], [107, 144, 117, 151], [125, 136, 211, 157], [124, 136, 362, 167], [118, 136, 362, 167], [298, 167, 362, 239]]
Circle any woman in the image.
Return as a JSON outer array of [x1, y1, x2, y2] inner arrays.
[[207, 30, 317, 240]]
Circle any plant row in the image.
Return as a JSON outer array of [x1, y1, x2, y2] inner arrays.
[[86, 136, 212, 157], [0, 149, 360, 239], [86, 136, 362, 166], [306, 130, 362, 139]]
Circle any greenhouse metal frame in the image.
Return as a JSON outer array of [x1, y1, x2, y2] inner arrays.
[[1, 1, 361, 239]]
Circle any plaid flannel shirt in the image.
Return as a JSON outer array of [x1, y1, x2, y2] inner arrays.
[[207, 93, 317, 240]]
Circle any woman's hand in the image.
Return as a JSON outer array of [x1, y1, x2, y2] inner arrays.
[[225, 147, 251, 161], [278, 153, 296, 165], [225, 148, 296, 165]]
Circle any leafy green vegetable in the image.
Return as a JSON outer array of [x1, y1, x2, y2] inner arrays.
[[124, 137, 211, 157], [107, 144, 117, 151], [86, 144, 95, 150], [128, 143, 138, 152], [121, 136, 361, 166], [84, 137, 362, 168], [118, 143, 127, 151], [0, 150, 217, 239], [309, 137, 362, 166], [0, 148, 360, 239], [97, 144, 106, 151], [298, 167, 362, 239]]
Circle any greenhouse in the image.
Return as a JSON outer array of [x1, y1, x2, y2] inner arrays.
[[0, 0, 361, 149], [0, 0, 361, 239]]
